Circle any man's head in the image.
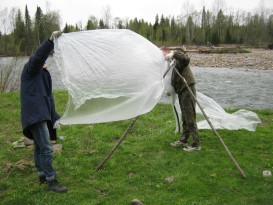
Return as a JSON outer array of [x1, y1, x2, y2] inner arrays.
[[173, 51, 190, 67]]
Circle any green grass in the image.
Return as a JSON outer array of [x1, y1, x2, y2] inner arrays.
[[0, 91, 272, 205]]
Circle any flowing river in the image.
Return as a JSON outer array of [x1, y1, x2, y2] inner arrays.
[[1, 57, 273, 109]]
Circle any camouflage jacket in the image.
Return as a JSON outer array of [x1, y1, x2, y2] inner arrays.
[[171, 51, 196, 94]]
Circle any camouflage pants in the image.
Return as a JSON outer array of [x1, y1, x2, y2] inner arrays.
[[178, 85, 200, 145]]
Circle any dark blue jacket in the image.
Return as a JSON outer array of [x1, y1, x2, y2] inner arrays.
[[20, 39, 60, 139]]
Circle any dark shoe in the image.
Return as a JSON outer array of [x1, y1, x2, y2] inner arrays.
[[47, 179, 68, 193], [39, 176, 47, 184]]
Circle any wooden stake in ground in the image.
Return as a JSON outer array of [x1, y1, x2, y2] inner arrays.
[[173, 66, 247, 178]]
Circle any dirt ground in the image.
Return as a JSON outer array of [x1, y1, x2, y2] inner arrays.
[[187, 49, 273, 70]]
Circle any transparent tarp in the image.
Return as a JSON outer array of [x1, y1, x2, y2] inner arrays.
[[54, 29, 261, 131], [54, 29, 165, 125]]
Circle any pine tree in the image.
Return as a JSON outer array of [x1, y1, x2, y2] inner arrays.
[[25, 5, 33, 54], [225, 15, 233, 44], [98, 19, 105, 29], [153, 14, 159, 41], [86, 16, 98, 30], [186, 15, 194, 44], [14, 8, 26, 54], [201, 7, 207, 43], [216, 9, 225, 43], [267, 15, 273, 42], [34, 6, 45, 44]]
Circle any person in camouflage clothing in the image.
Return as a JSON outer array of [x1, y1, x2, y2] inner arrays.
[[167, 51, 201, 152]]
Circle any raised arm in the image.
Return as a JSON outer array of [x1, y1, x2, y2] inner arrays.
[[27, 31, 62, 76]]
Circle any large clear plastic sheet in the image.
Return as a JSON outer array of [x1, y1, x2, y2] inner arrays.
[[195, 92, 261, 131], [54, 29, 165, 125], [53, 29, 261, 131], [161, 62, 261, 132]]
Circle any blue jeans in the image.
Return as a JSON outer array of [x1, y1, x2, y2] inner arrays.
[[30, 121, 56, 180]]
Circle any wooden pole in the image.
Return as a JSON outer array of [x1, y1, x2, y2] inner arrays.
[[95, 116, 141, 170], [95, 63, 173, 170], [173, 66, 246, 178]]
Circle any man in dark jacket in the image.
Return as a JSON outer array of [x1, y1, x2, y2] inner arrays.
[[166, 51, 201, 152], [20, 31, 68, 192]]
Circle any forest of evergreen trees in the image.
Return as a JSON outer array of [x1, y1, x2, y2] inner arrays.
[[0, 4, 272, 56]]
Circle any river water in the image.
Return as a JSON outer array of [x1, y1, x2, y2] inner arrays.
[[193, 67, 273, 109], [1, 57, 273, 109]]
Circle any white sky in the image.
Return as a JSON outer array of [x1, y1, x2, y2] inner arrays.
[[1, 0, 273, 29]]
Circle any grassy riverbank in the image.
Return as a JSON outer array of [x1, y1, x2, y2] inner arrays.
[[0, 91, 272, 205]]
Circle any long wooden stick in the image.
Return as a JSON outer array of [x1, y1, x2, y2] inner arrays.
[[95, 64, 173, 170], [96, 116, 140, 170], [173, 66, 247, 178]]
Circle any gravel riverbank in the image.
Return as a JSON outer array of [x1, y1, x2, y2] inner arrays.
[[187, 49, 273, 70]]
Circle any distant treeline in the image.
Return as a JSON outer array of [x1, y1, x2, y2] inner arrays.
[[0, 4, 273, 56]]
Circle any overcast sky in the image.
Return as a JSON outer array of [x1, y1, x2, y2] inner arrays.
[[1, 0, 273, 29]]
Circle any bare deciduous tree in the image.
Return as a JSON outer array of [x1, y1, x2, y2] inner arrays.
[[0, 7, 17, 35], [0, 58, 21, 93], [102, 5, 112, 28], [212, 0, 226, 14], [113, 17, 124, 29]]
